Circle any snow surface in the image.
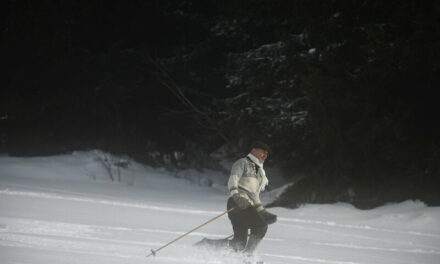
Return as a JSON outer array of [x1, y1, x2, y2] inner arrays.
[[1, 150, 439, 264]]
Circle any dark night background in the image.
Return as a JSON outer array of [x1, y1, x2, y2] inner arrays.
[[1, 0, 439, 209]]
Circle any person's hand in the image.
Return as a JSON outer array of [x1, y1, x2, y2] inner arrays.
[[232, 193, 250, 209], [259, 209, 277, 224]]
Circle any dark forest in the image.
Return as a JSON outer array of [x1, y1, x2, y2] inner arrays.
[[2, 0, 439, 209]]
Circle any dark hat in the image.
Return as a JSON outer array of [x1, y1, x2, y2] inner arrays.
[[251, 141, 272, 154]]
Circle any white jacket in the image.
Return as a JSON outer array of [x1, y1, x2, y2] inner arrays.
[[228, 153, 269, 212]]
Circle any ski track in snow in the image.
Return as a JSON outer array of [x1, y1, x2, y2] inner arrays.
[[277, 223, 440, 252], [0, 186, 283, 263], [310, 242, 440, 255], [0, 188, 219, 215], [0, 236, 146, 260], [0, 216, 282, 244], [1, 153, 440, 264], [2, 187, 437, 241], [264, 253, 368, 264], [277, 217, 440, 239], [2, 186, 440, 263]]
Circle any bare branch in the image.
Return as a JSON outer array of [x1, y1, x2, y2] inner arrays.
[[147, 53, 231, 144]]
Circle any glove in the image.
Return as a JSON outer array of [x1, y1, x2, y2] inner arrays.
[[259, 209, 277, 225], [232, 193, 250, 209]]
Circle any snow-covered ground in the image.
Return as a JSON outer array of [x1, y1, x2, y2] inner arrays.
[[0, 151, 439, 264]]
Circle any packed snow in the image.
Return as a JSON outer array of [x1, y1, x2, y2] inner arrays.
[[0, 150, 439, 264]]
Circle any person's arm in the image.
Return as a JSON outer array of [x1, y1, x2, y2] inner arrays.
[[254, 181, 277, 225], [227, 159, 245, 196], [254, 194, 277, 225], [227, 159, 251, 209], [253, 196, 264, 212]]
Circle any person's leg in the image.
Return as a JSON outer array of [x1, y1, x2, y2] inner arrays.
[[245, 225, 267, 253], [230, 223, 248, 251], [227, 197, 250, 251], [245, 209, 268, 253]]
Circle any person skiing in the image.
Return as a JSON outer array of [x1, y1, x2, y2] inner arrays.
[[227, 141, 277, 254]]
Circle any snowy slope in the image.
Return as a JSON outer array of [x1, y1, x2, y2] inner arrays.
[[0, 151, 439, 264]]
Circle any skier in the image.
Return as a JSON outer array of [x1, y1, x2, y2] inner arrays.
[[227, 141, 277, 254]]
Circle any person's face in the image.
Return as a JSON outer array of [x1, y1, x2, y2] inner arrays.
[[251, 148, 268, 163]]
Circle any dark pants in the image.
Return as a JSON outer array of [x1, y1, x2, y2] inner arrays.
[[227, 197, 268, 251]]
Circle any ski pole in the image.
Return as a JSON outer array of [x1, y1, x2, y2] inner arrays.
[[147, 207, 235, 258], [224, 234, 234, 240]]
